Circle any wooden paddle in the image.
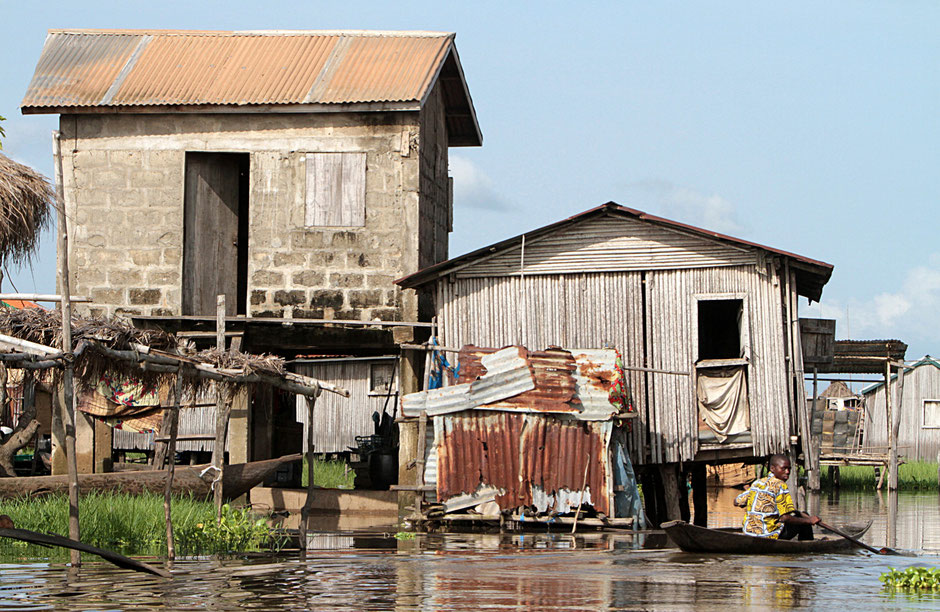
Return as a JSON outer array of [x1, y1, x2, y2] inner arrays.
[[817, 520, 899, 555]]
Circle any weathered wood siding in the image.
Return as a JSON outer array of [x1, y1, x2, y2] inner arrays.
[[457, 215, 755, 277], [864, 363, 940, 461], [435, 262, 795, 464], [293, 358, 397, 454], [645, 266, 792, 462]]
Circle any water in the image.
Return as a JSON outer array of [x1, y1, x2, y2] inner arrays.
[[3, 489, 940, 611]]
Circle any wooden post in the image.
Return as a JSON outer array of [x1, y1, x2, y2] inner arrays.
[[54, 131, 81, 566], [885, 361, 895, 491], [807, 367, 821, 491], [413, 411, 428, 523], [659, 463, 682, 523], [163, 375, 183, 560], [889, 362, 904, 491], [212, 295, 229, 523], [690, 463, 708, 527], [299, 390, 320, 552]]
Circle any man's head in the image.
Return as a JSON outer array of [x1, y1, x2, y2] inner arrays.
[[769, 454, 791, 480]]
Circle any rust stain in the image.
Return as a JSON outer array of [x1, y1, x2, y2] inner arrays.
[[436, 412, 609, 515], [457, 345, 579, 413]]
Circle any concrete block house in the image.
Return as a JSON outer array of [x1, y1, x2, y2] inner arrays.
[[22, 29, 481, 472]]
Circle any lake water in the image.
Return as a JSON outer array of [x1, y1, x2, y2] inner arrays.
[[3, 488, 940, 610]]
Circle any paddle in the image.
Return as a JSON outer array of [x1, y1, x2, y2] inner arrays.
[[817, 520, 900, 555]]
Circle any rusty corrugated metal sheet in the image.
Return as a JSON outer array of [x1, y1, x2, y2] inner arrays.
[[22, 29, 453, 109], [402, 346, 535, 417], [457, 345, 625, 420], [436, 412, 610, 515]]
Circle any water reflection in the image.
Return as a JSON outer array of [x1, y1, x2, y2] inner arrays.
[[2, 490, 940, 610]]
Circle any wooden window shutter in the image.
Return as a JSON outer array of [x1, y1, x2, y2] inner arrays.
[[305, 152, 366, 227]]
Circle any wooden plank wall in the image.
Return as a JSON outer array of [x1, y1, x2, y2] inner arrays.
[[435, 264, 794, 464], [292, 359, 397, 454], [864, 364, 940, 461]]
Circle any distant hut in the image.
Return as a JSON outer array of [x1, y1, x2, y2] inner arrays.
[[863, 357, 940, 462]]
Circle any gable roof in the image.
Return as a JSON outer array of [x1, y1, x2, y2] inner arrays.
[[861, 356, 940, 395], [397, 202, 833, 300], [21, 29, 481, 146]]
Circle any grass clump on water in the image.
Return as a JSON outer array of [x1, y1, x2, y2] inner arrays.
[[820, 461, 939, 491], [0, 491, 280, 558], [301, 457, 355, 489]]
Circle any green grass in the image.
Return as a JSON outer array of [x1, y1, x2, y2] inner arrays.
[[301, 458, 355, 489], [0, 491, 281, 559], [820, 461, 939, 491]]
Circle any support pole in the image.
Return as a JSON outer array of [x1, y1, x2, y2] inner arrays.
[[299, 390, 320, 552], [54, 130, 81, 566], [163, 375, 183, 560], [413, 411, 428, 523], [690, 463, 708, 527], [659, 463, 682, 523], [213, 295, 228, 523], [889, 362, 904, 491], [807, 366, 821, 491], [885, 361, 895, 491]]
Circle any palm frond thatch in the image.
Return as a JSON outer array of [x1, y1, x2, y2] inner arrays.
[[0, 152, 54, 268]]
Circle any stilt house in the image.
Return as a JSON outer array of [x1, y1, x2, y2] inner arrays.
[[21, 29, 481, 471], [397, 203, 833, 495]]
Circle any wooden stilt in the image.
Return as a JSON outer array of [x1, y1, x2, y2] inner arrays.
[[889, 362, 904, 491], [213, 295, 228, 523], [659, 463, 682, 523], [299, 391, 320, 552], [691, 464, 708, 527], [54, 131, 80, 567], [163, 375, 182, 559], [413, 411, 428, 523]]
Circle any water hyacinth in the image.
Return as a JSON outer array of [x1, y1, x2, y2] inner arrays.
[[881, 566, 940, 591]]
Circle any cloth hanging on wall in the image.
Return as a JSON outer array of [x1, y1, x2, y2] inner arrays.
[[696, 365, 750, 443]]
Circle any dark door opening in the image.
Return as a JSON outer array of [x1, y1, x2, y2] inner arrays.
[[697, 299, 743, 360], [182, 152, 250, 315]]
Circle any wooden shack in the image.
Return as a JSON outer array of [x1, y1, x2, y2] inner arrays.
[[397, 202, 833, 524], [863, 356, 940, 462], [21, 29, 481, 473]]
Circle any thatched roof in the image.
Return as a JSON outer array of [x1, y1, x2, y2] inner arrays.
[[0, 307, 289, 394], [0, 153, 54, 268]]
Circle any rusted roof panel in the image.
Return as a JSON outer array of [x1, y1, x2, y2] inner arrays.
[[436, 412, 611, 515], [456, 345, 626, 420], [23, 29, 456, 108], [458, 346, 579, 413], [401, 346, 536, 417]]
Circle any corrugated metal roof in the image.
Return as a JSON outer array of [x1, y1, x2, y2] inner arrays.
[[22, 29, 482, 145]]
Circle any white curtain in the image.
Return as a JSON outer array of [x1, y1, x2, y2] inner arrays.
[[697, 366, 750, 442]]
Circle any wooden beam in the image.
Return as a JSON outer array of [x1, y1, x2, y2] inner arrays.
[[0, 293, 91, 303]]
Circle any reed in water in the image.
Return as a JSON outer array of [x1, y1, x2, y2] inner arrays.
[[820, 461, 939, 491]]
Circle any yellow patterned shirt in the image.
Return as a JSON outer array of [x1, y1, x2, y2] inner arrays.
[[735, 476, 795, 538]]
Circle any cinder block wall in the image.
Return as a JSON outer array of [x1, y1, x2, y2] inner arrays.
[[59, 107, 449, 322]]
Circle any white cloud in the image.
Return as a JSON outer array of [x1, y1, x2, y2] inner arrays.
[[621, 179, 743, 234], [449, 155, 511, 211], [809, 257, 940, 359]]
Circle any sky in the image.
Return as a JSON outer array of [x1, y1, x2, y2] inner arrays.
[[1, 1, 938, 367]]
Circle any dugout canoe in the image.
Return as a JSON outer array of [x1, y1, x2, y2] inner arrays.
[[0, 453, 302, 501], [662, 519, 873, 554]]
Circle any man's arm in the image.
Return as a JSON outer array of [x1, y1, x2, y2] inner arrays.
[[779, 512, 820, 526]]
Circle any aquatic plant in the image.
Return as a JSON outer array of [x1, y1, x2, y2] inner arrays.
[[0, 491, 282, 558], [820, 462, 939, 491], [881, 566, 940, 591], [394, 531, 416, 540]]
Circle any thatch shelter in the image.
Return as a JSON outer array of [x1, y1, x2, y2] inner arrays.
[[0, 152, 54, 271]]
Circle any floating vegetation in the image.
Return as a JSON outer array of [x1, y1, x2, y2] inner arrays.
[[881, 566, 940, 591]]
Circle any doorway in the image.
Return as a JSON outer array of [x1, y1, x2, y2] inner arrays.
[[182, 152, 249, 315]]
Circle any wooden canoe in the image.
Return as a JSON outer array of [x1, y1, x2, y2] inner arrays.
[[0, 453, 302, 501], [662, 519, 873, 554]]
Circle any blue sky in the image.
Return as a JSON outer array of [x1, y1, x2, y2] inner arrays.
[[2, 2, 938, 364]]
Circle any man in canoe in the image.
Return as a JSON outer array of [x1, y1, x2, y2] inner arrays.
[[733, 454, 820, 540]]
